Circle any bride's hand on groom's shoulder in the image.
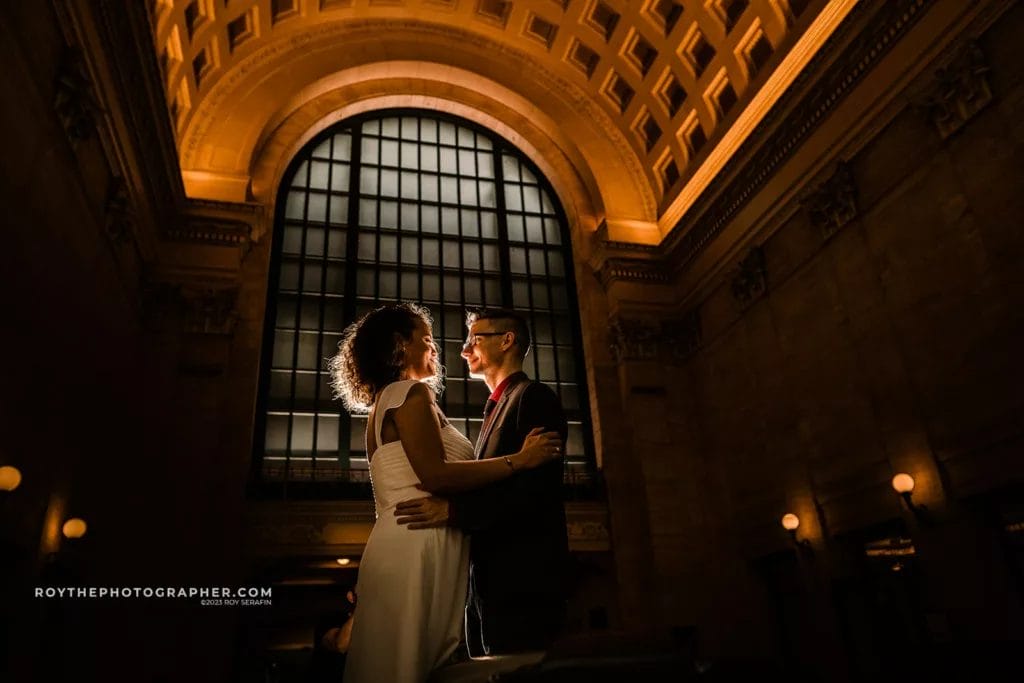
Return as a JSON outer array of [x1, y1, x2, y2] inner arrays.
[[395, 496, 450, 529]]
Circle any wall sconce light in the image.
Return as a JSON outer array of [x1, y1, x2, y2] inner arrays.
[[892, 473, 929, 521], [335, 558, 351, 566], [781, 513, 811, 550], [0, 465, 22, 492], [62, 518, 87, 539]]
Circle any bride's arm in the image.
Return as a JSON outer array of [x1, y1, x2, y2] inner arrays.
[[394, 383, 560, 495]]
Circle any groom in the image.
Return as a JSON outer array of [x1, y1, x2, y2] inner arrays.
[[395, 308, 570, 657]]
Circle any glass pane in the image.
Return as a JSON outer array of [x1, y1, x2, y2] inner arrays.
[[533, 316, 552, 344], [400, 141, 419, 169], [328, 195, 348, 225], [401, 238, 418, 263], [300, 296, 321, 328], [272, 330, 294, 367], [379, 268, 398, 298], [552, 286, 569, 311], [506, 213, 525, 241], [458, 148, 476, 175], [307, 193, 327, 222], [302, 263, 322, 292], [358, 199, 377, 227], [420, 118, 437, 142], [549, 252, 565, 276], [560, 384, 579, 410], [333, 133, 352, 160], [292, 161, 309, 187], [440, 175, 458, 204], [442, 240, 460, 268], [420, 174, 439, 202], [401, 117, 418, 139], [566, 423, 583, 456], [462, 242, 481, 270], [400, 271, 419, 299], [477, 151, 494, 178], [520, 165, 537, 184], [441, 207, 459, 235], [285, 191, 305, 219], [381, 117, 399, 137], [464, 277, 482, 304], [360, 169, 378, 195], [528, 248, 547, 275], [479, 180, 496, 207], [422, 239, 439, 266], [502, 154, 520, 181], [290, 414, 314, 452], [482, 244, 499, 271], [457, 126, 475, 147], [525, 216, 544, 242], [380, 139, 399, 166], [536, 345, 556, 381], [380, 169, 399, 197], [379, 234, 397, 262], [356, 269, 375, 296], [295, 372, 316, 400], [557, 347, 576, 382], [297, 332, 321, 369], [269, 370, 291, 400], [510, 247, 526, 274], [483, 278, 501, 305], [440, 147, 457, 174], [351, 416, 368, 453], [401, 202, 419, 230], [544, 217, 562, 245], [460, 178, 477, 205], [324, 263, 345, 294], [323, 300, 344, 331], [363, 119, 380, 135], [415, 205, 437, 233], [422, 272, 440, 301], [421, 145, 438, 172], [461, 209, 479, 238], [265, 414, 288, 450], [443, 275, 461, 300], [522, 185, 541, 213], [317, 415, 339, 453], [305, 229, 325, 257], [361, 136, 379, 164], [531, 282, 549, 309], [480, 210, 498, 239], [541, 190, 555, 214], [275, 297, 296, 328], [512, 280, 529, 307], [310, 161, 330, 189], [380, 201, 399, 229], [283, 225, 302, 254], [279, 261, 300, 290], [400, 172, 419, 200], [357, 235, 376, 261], [438, 121, 456, 145]]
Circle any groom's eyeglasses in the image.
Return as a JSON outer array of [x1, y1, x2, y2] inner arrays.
[[462, 332, 508, 352]]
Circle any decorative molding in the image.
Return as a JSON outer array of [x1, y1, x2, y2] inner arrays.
[[666, 0, 932, 271], [608, 316, 660, 363], [730, 246, 768, 309], [595, 257, 671, 288], [802, 162, 857, 241], [921, 41, 993, 140], [144, 282, 241, 336], [53, 47, 101, 144], [166, 221, 253, 248], [594, 220, 660, 254]]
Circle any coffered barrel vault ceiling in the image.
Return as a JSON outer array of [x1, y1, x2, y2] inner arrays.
[[148, 0, 847, 246]]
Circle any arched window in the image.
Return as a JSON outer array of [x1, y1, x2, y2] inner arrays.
[[253, 110, 594, 498]]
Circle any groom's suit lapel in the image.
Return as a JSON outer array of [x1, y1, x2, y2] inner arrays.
[[474, 377, 522, 460]]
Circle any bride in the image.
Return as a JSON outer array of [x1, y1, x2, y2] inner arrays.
[[329, 303, 562, 683]]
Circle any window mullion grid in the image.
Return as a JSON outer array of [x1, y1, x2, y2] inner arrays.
[[493, 145, 513, 307], [340, 125, 362, 468], [515, 163, 541, 380], [453, 130, 470, 424], [374, 135, 383, 303]]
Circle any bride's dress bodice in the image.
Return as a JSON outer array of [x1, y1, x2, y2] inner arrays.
[[369, 380, 474, 515]]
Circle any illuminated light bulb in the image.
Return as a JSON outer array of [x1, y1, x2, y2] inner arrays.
[[891, 473, 915, 495], [0, 465, 22, 492], [781, 513, 800, 531], [336, 558, 351, 566], [62, 518, 87, 539]]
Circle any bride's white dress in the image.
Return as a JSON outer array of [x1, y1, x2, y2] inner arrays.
[[344, 380, 473, 683]]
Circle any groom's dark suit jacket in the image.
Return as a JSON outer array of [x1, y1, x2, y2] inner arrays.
[[448, 371, 569, 655]]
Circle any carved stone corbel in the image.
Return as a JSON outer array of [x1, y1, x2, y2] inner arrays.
[[608, 316, 660, 363], [53, 47, 101, 144], [802, 162, 857, 241], [730, 246, 767, 309], [922, 41, 993, 140]]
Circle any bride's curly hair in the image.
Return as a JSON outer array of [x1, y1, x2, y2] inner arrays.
[[328, 302, 443, 412]]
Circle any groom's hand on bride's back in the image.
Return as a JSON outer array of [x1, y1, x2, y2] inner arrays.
[[395, 496, 450, 529]]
